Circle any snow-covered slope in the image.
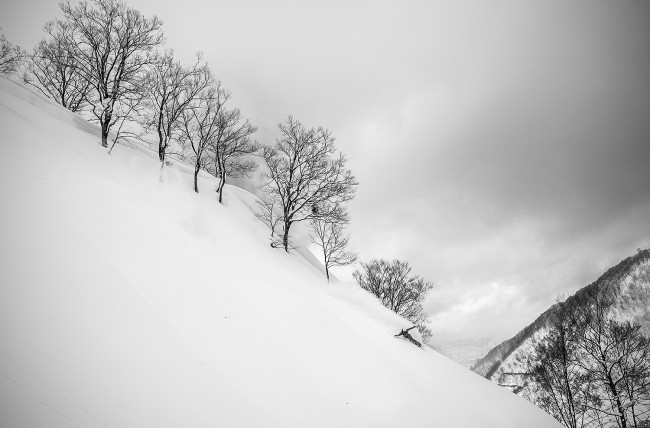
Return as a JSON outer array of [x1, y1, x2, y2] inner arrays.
[[0, 76, 560, 428]]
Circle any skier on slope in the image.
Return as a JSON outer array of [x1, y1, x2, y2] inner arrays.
[[395, 326, 421, 348]]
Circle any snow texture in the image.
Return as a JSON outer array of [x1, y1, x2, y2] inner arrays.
[[0, 76, 560, 427]]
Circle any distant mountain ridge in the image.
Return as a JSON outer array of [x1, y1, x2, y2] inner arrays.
[[471, 249, 650, 388]]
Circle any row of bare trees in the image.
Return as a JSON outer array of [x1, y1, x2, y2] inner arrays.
[[3, 0, 260, 200], [2, 1, 361, 283], [18, 0, 164, 148], [525, 286, 650, 428], [3, 3, 434, 343]]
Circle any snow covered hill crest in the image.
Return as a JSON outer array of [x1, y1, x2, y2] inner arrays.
[[0, 76, 560, 428]]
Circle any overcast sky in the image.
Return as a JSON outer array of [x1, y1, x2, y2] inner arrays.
[[2, 0, 649, 344]]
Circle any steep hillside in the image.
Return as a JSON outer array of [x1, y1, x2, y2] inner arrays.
[[0, 76, 560, 427], [472, 249, 650, 390]]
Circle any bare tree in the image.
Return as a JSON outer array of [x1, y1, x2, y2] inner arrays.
[[143, 50, 211, 168], [353, 259, 433, 343], [524, 288, 650, 428], [22, 20, 90, 112], [205, 108, 260, 203], [526, 302, 591, 428], [107, 89, 147, 154], [178, 81, 228, 193], [603, 321, 650, 428], [569, 287, 641, 428], [0, 30, 25, 75], [310, 207, 357, 282], [59, 0, 163, 147], [255, 192, 283, 242], [261, 116, 357, 252]]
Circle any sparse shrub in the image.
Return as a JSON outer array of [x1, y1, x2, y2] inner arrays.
[[0, 31, 25, 75], [353, 259, 433, 343]]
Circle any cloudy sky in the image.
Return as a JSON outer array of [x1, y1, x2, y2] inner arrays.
[[2, 0, 649, 344]]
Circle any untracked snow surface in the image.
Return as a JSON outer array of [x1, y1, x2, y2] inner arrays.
[[0, 77, 560, 428]]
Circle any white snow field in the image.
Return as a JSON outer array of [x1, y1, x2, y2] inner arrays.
[[0, 76, 560, 428]]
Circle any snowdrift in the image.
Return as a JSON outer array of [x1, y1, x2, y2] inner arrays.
[[0, 76, 560, 427]]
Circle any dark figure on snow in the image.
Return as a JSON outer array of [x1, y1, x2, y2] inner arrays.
[[395, 326, 421, 348]]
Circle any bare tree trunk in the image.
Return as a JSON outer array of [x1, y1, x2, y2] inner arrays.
[[159, 141, 167, 180], [605, 370, 627, 428], [101, 119, 110, 148], [282, 219, 292, 252], [561, 342, 578, 428], [217, 159, 226, 203], [158, 140, 165, 163], [157, 107, 165, 162], [193, 163, 200, 193], [323, 248, 330, 282]]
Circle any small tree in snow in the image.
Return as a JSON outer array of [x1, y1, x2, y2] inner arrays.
[[310, 207, 357, 282], [353, 259, 433, 343], [255, 192, 283, 242]]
